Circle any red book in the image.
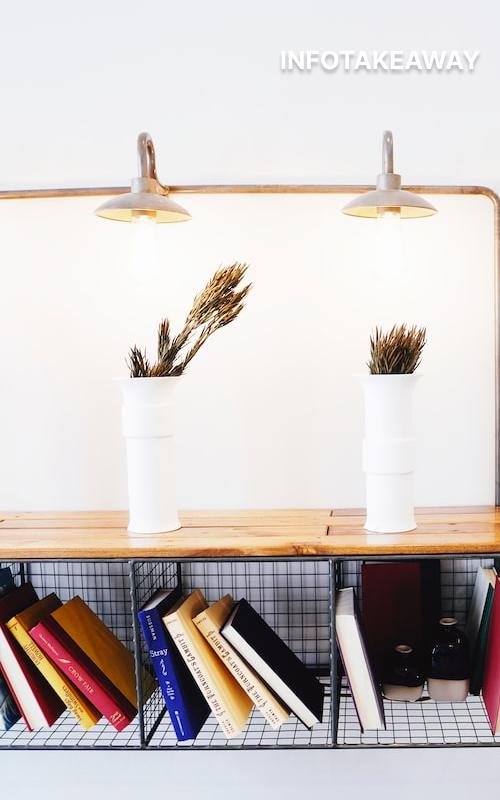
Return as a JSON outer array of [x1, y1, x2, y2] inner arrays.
[[0, 583, 64, 730], [30, 604, 137, 731], [482, 576, 500, 733], [362, 562, 423, 679]]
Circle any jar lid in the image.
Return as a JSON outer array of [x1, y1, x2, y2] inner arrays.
[[395, 644, 413, 654], [439, 617, 458, 626]]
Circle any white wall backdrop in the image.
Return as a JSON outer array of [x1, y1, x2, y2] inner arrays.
[[0, 194, 495, 510], [1, 0, 500, 797]]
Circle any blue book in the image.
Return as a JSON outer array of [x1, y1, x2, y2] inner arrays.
[[0, 567, 21, 730], [138, 587, 209, 741]]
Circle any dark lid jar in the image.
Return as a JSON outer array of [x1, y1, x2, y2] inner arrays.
[[383, 644, 424, 688], [382, 644, 424, 702], [428, 617, 470, 681]]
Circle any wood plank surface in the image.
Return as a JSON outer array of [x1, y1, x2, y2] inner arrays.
[[0, 508, 499, 559]]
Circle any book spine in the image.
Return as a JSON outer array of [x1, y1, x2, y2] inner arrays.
[[138, 609, 192, 741], [7, 618, 100, 730], [165, 616, 237, 739], [0, 660, 30, 731], [0, 626, 34, 730], [196, 615, 284, 729], [30, 622, 134, 731]]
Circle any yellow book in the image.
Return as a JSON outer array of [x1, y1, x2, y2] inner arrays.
[[164, 590, 252, 738], [7, 594, 101, 730], [194, 595, 289, 729]]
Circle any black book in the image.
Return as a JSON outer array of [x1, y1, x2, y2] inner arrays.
[[221, 598, 324, 728]]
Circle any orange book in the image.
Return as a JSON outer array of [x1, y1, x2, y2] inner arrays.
[[7, 594, 101, 730], [164, 590, 253, 738]]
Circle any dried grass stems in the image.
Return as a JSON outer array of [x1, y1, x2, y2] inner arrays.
[[368, 324, 426, 375], [128, 263, 251, 378]]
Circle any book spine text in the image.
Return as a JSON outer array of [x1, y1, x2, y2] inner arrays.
[[31, 624, 132, 731], [165, 616, 237, 738]]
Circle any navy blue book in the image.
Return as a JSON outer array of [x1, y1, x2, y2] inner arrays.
[[0, 567, 21, 730], [138, 586, 209, 741]]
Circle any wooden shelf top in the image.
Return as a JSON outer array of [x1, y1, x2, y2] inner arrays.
[[0, 507, 500, 559]]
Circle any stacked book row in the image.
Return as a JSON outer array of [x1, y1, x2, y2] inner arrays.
[[0, 566, 325, 740], [0, 567, 142, 733], [139, 586, 325, 740]]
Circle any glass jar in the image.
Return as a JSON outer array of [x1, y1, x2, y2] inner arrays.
[[427, 617, 470, 701], [382, 644, 425, 702]]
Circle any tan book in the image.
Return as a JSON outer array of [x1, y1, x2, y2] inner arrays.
[[194, 595, 289, 729], [164, 590, 252, 738], [7, 594, 101, 730]]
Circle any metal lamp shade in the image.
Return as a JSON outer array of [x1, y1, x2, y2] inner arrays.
[[342, 188, 437, 219], [95, 189, 191, 223]]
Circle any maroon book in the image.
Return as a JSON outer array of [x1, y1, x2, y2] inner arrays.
[[0, 583, 65, 730], [31, 616, 137, 731], [361, 562, 423, 680], [482, 576, 500, 733]]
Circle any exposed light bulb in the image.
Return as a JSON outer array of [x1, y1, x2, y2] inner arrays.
[[377, 207, 401, 220], [131, 209, 157, 224]]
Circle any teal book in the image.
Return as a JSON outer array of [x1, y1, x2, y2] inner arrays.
[[470, 584, 495, 696]]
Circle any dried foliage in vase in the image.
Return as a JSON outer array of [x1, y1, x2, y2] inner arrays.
[[128, 262, 251, 378], [368, 324, 426, 375]]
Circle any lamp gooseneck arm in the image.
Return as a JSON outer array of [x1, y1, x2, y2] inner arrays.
[[382, 130, 394, 174], [137, 132, 158, 181], [136, 131, 170, 194]]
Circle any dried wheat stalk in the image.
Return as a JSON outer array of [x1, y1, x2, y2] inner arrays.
[[127, 263, 251, 377], [368, 324, 426, 374]]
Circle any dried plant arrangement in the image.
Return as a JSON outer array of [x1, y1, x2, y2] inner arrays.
[[128, 262, 251, 378], [368, 324, 426, 375]]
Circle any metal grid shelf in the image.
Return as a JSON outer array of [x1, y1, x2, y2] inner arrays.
[[0, 552, 499, 750], [145, 679, 332, 749], [0, 710, 141, 750], [338, 678, 500, 747], [131, 558, 333, 748]]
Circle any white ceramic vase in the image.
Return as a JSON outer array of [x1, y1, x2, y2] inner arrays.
[[118, 377, 181, 534], [358, 374, 419, 533]]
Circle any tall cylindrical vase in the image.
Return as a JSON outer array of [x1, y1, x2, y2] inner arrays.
[[358, 374, 419, 533], [118, 377, 181, 534]]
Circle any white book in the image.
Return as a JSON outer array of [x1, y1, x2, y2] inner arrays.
[[336, 587, 385, 732], [194, 595, 289, 729]]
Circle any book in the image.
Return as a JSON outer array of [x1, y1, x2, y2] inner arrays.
[[138, 586, 209, 741], [194, 595, 289, 729], [164, 590, 253, 738], [7, 593, 101, 730], [0, 583, 65, 730], [30, 595, 138, 731], [336, 587, 385, 732], [420, 559, 442, 652], [0, 567, 21, 731], [482, 576, 500, 733], [470, 581, 495, 695], [222, 597, 324, 729], [0, 567, 15, 598], [466, 567, 497, 654], [361, 560, 441, 680]]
